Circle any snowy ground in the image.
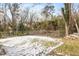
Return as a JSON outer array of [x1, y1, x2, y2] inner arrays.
[[0, 35, 63, 56]]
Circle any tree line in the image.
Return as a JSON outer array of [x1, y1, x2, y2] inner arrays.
[[0, 3, 79, 38]]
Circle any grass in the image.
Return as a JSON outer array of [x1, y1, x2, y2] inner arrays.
[[0, 31, 30, 39], [31, 38, 54, 48], [54, 38, 79, 56]]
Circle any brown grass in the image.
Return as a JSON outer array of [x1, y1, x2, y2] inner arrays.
[[54, 38, 79, 56]]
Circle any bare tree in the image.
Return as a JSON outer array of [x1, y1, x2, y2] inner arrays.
[[71, 4, 79, 33], [29, 12, 35, 29], [61, 3, 72, 36], [20, 8, 30, 23], [8, 3, 20, 34]]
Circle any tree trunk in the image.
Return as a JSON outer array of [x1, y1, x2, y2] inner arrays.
[[65, 21, 69, 36], [73, 18, 79, 33], [71, 13, 79, 33], [62, 15, 69, 36]]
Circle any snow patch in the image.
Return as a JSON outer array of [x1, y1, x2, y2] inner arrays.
[[0, 35, 63, 56]]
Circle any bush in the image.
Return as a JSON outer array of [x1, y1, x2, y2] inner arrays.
[[0, 32, 2, 38], [18, 22, 31, 33], [57, 19, 65, 36]]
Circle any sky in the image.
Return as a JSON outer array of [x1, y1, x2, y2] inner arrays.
[[0, 3, 64, 19], [20, 3, 64, 15], [53, 3, 64, 15]]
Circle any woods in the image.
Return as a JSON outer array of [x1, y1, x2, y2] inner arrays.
[[0, 3, 79, 38]]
